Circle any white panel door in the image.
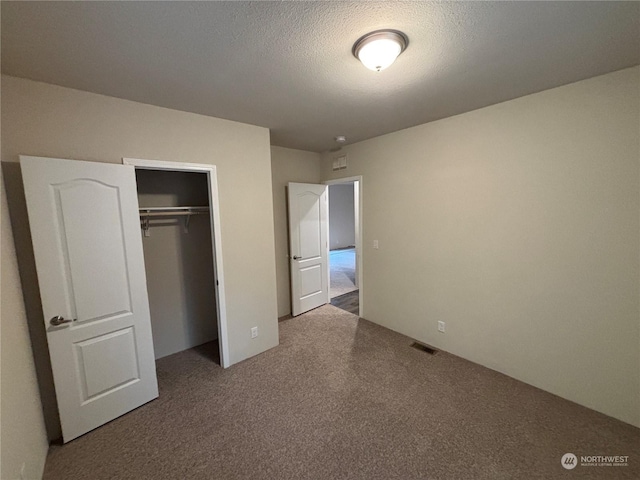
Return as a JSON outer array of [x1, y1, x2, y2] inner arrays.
[[20, 156, 158, 443], [288, 182, 329, 316]]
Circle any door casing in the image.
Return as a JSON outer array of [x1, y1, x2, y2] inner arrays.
[[325, 176, 364, 318], [123, 158, 230, 368]]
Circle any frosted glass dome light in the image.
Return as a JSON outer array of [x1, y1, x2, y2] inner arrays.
[[353, 30, 408, 72]]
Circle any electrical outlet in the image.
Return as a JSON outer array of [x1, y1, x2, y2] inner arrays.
[[251, 327, 258, 338], [373, 240, 379, 249], [438, 321, 445, 333]]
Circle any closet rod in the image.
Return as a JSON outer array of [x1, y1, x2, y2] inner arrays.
[[138, 206, 210, 236], [139, 210, 208, 217], [139, 206, 210, 217]]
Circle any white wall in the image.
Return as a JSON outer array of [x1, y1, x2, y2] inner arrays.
[[1, 171, 49, 479], [321, 66, 640, 427], [329, 183, 355, 250], [270, 146, 321, 317], [1, 75, 279, 441], [136, 170, 218, 359]]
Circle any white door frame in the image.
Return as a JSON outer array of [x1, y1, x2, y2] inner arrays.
[[324, 176, 364, 318], [122, 158, 230, 368]]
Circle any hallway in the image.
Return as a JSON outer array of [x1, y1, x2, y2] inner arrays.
[[329, 248, 357, 299], [330, 247, 358, 315]]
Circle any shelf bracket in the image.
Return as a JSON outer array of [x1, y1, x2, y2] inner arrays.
[[142, 217, 150, 237]]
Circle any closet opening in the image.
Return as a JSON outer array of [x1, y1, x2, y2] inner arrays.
[[123, 158, 229, 368]]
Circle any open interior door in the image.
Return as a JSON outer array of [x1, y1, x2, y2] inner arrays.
[[21, 156, 158, 442], [287, 182, 329, 316]]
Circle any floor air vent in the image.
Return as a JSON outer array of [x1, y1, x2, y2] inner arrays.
[[410, 342, 438, 355]]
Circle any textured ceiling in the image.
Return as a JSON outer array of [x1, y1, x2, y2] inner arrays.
[[2, 1, 639, 152]]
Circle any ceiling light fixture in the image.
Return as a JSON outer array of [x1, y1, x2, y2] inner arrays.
[[335, 135, 347, 143], [353, 29, 408, 72]]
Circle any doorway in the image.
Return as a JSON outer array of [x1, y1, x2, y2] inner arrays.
[[123, 158, 230, 368], [325, 177, 362, 317]]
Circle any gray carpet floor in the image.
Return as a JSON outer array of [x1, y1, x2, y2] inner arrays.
[[330, 248, 357, 298], [43, 305, 639, 479]]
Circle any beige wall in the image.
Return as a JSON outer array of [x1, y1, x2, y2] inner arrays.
[[270, 146, 321, 317], [1, 75, 279, 441], [136, 170, 218, 359], [321, 67, 640, 427], [329, 183, 356, 250], [1, 171, 49, 479]]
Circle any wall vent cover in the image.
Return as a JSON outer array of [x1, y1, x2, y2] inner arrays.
[[410, 342, 438, 355], [332, 154, 347, 171]]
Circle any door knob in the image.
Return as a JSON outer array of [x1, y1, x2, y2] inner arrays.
[[293, 255, 302, 260], [50, 315, 74, 326]]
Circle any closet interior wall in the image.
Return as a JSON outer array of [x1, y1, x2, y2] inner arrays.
[[135, 169, 218, 360]]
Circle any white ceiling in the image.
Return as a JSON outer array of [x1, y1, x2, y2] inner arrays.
[[2, 1, 639, 152]]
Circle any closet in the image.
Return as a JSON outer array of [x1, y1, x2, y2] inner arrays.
[[135, 168, 219, 362]]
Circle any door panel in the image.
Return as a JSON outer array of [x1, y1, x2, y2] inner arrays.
[[54, 179, 132, 323], [288, 183, 329, 316], [75, 327, 139, 403], [298, 193, 322, 258], [21, 156, 158, 442], [300, 264, 323, 297]]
